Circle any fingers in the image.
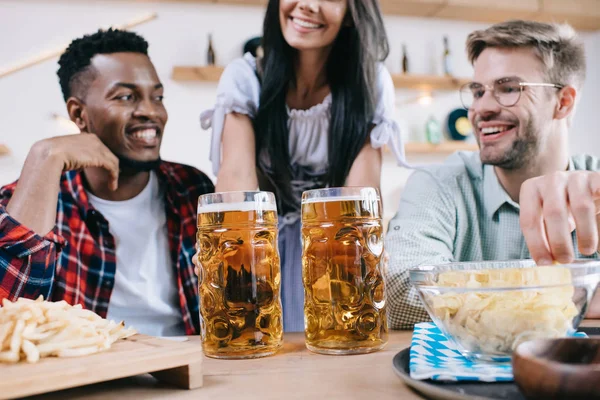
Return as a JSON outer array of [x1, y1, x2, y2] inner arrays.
[[88, 135, 119, 191], [97, 152, 119, 191], [590, 172, 600, 198], [540, 174, 574, 263], [105, 153, 120, 191], [520, 178, 553, 265], [568, 172, 598, 255], [521, 172, 600, 265], [192, 252, 201, 277], [590, 173, 600, 254]]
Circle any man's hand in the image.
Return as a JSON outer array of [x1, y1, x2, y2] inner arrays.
[[193, 250, 201, 279], [6, 134, 119, 235], [41, 134, 120, 190], [520, 171, 600, 265]]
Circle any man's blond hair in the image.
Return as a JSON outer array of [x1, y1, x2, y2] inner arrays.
[[466, 20, 586, 89]]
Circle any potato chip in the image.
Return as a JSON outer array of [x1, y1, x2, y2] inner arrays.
[[428, 267, 578, 354]]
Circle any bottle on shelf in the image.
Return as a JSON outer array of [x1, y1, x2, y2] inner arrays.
[[402, 44, 409, 74], [443, 36, 452, 76], [425, 116, 442, 145], [207, 33, 216, 66]]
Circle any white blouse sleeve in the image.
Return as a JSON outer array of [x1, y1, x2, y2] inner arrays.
[[200, 54, 261, 176], [370, 64, 407, 167]]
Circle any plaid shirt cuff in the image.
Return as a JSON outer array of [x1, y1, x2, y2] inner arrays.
[[0, 205, 67, 258]]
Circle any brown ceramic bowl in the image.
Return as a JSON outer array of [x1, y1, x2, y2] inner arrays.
[[513, 338, 600, 400]]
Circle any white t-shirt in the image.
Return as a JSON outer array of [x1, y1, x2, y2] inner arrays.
[[87, 172, 185, 337]]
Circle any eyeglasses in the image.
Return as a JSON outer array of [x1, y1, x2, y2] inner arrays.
[[459, 77, 564, 110]]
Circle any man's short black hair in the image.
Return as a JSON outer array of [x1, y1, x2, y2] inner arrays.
[[57, 28, 149, 102]]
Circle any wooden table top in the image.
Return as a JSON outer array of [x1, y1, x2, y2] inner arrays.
[[28, 320, 600, 400], [28, 330, 418, 400]]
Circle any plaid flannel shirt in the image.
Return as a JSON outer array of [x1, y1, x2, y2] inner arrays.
[[0, 161, 214, 335]]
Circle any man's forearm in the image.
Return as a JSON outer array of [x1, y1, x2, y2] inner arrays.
[[6, 142, 63, 236]]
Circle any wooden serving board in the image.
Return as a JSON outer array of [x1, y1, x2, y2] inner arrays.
[[0, 334, 203, 399]]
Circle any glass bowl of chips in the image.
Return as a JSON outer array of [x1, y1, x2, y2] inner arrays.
[[410, 260, 600, 362]]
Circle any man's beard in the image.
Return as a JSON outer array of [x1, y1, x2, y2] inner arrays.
[[480, 118, 538, 170], [116, 154, 161, 175]]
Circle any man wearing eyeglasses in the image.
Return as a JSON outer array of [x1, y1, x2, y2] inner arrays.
[[385, 20, 600, 329]]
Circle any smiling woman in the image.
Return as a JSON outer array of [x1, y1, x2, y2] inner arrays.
[[279, 0, 348, 51], [200, 0, 406, 333]]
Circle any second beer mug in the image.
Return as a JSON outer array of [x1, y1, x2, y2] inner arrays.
[[301, 187, 388, 355], [197, 191, 283, 359]]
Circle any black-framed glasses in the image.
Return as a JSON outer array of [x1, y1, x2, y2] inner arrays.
[[459, 77, 564, 110]]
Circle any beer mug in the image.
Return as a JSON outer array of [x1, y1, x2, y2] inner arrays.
[[197, 191, 283, 359], [301, 187, 388, 355]]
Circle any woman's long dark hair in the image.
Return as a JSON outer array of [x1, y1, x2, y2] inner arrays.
[[254, 0, 389, 213]]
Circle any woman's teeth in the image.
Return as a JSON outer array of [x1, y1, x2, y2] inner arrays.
[[293, 18, 321, 29]]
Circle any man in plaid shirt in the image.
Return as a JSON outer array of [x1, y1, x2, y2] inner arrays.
[[0, 29, 214, 336]]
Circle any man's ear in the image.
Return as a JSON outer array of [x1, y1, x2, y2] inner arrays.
[[554, 85, 577, 121], [66, 97, 88, 132]]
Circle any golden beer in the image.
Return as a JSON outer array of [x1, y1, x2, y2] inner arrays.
[[301, 188, 388, 354], [197, 192, 283, 359]]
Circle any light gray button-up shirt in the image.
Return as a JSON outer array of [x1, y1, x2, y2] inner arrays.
[[385, 151, 600, 329]]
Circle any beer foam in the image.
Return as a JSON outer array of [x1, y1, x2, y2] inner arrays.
[[302, 195, 379, 204], [198, 201, 277, 214]]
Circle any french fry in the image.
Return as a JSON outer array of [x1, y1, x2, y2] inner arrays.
[[121, 327, 137, 339], [0, 297, 137, 363], [19, 311, 33, 321], [9, 320, 25, 354], [0, 322, 12, 348], [1, 320, 15, 351], [21, 339, 39, 363], [22, 330, 55, 342], [36, 320, 68, 333], [0, 350, 19, 363], [37, 335, 106, 355]]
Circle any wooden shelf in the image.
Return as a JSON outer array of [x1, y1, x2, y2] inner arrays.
[[434, 0, 540, 24], [0, 144, 10, 156], [172, 66, 469, 91], [537, 0, 600, 31], [404, 141, 478, 154], [172, 65, 223, 82], [154, 0, 600, 31], [392, 74, 470, 91]]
